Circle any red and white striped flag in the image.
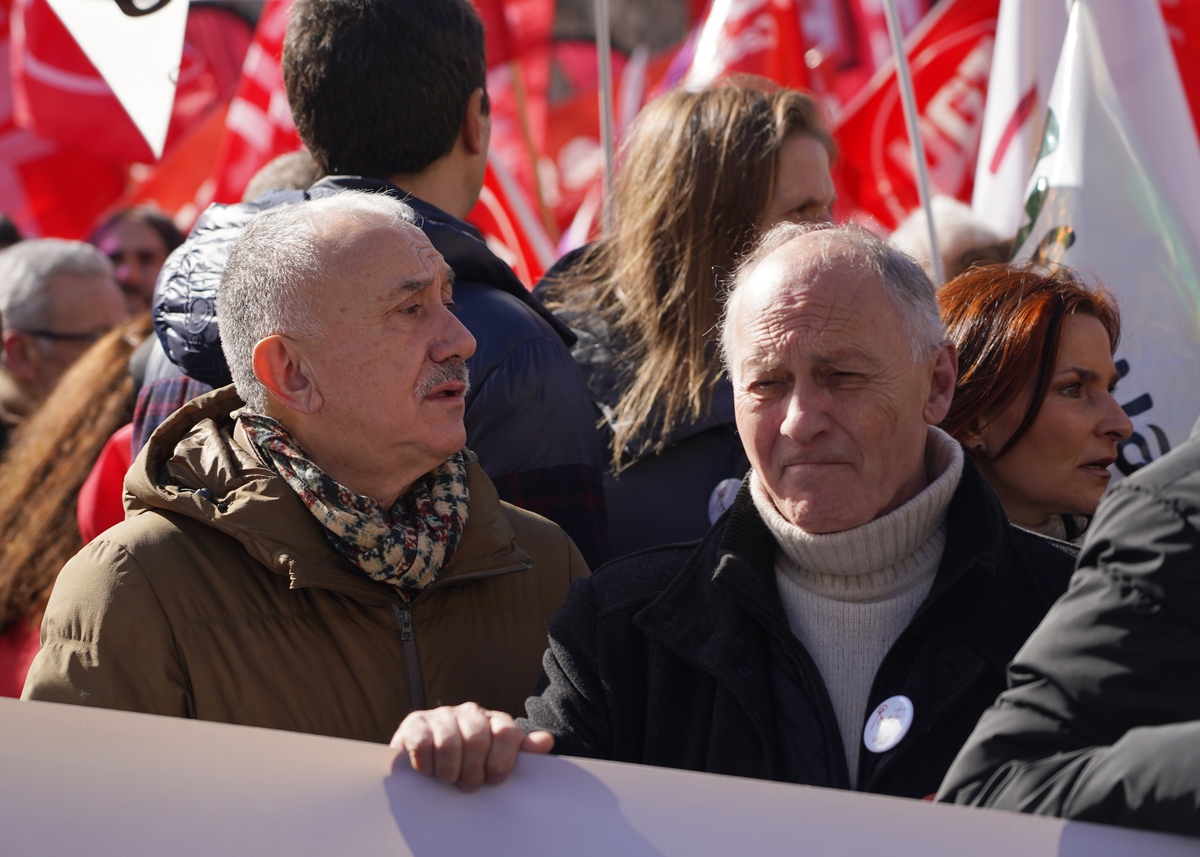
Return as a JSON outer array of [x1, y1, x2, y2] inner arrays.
[[207, 0, 301, 205]]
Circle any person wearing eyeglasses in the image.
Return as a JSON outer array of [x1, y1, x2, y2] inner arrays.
[[0, 239, 128, 448]]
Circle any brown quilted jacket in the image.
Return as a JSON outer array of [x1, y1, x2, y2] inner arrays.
[[23, 386, 588, 742]]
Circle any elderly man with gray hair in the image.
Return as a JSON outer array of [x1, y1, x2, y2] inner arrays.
[[394, 222, 1076, 797], [23, 191, 587, 743], [0, 239, 126, 445]]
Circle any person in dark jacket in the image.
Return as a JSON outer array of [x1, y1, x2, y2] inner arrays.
[[538, 81, 836, 558], [134, 0, 608, 567], [937, 418, 1200, 837], [391, 223, 1076, 796]]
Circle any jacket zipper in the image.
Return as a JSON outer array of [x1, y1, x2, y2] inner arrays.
[[391, 603, 428, 711], [387, 559, 533, 712]]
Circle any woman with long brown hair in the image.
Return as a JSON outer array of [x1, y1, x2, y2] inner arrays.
[[940, 265, 1133, 541], [0, 314, 152, 695], [540, 78, 836, 557]]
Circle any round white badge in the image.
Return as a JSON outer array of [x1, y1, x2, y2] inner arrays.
[[708, 478, 743, 524], [863, 694, 914, 754]]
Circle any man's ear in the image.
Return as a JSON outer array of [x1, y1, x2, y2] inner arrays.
[[460, 87, 489, 156], [2, 330, 38, 386], [923, 340, 957, 426], [252, 335, 323, 415]]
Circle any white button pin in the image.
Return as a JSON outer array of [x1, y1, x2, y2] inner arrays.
[[707, 478, 742, 524], [863, 694, 914, 754]]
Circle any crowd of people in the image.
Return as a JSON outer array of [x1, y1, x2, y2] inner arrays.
[[0, 0, 1196, 842]]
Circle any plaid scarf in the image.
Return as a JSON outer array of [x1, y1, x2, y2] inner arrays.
[[238, 411, 469, 594]]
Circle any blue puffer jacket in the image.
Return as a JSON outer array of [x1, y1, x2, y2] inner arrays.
[[148, 176, 608, 566]]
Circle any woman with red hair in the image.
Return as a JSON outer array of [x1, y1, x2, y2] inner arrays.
[[940, 265, 1134, 542]]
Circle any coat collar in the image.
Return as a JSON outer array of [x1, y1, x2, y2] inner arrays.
[[127, 385, 532, 605], [634, 455, 1041, 682]]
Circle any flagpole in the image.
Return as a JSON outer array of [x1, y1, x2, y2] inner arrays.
[[881, 0, 944, 284], [594, 0, 615, 233]]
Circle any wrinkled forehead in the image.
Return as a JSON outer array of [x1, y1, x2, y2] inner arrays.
[[730, 236, 883, 344], [321, 212, 441, 269]]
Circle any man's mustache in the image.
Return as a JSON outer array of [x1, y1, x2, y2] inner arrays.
[[415, 360, 471, 398]]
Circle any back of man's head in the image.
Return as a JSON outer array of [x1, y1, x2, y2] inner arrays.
[[0, 239, 113, 332], [282, 0, 487, 177]]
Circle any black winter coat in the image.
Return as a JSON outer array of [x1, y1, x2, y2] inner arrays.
[[938, 423, 1200, 837], [522, 460, 1076, 798], [534, 252, 749, 558]]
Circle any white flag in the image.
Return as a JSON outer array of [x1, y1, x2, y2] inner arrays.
[[970, 0, 1066, 237], [1015, 0, 1200, 472]]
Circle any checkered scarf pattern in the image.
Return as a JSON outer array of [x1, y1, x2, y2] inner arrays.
[[238, 411, 469, 594]]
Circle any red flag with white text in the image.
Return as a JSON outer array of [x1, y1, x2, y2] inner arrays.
[[832, 0, 999, 230], [683, 0, 810, 92]]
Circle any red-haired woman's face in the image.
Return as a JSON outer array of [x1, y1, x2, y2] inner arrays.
[[969, 313, 1133, 528]]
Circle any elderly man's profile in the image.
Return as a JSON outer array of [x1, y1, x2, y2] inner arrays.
[[22, 192, 587, 739]]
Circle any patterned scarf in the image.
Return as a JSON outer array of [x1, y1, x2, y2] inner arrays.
[[238, 411, 469, 594]]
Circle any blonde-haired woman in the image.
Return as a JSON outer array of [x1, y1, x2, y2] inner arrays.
[[539, 78, 836, 557]]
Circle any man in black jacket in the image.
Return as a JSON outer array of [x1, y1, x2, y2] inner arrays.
[[137, 0, 608, 566], [392, 223, 1076, 797], [937, 420, 1200, 837]]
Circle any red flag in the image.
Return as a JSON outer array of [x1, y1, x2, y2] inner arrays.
[[1161, 0, 1200, 143], [0, 0, 125, 238], [466, 155, 555, 289], [683, 0, 811, 92], [207, 0, 302, 205], [10, 0, 250, 165], [832, 0, 999, 230]]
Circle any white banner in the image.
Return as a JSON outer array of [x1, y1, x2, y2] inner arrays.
[[0, 697, 1195, 856], [1014, 0, 1200, 471]]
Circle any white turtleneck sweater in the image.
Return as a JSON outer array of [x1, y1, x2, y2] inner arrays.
[[750, 426, 964, 788]]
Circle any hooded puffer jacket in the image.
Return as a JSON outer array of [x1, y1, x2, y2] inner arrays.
[[24, 386, 588, 742]]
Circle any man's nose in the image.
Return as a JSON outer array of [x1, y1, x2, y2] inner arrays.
[[433, 307, 476, 364], [779, 383, 832, 442]]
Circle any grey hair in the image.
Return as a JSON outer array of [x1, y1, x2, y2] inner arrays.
[[0, 239, 113, 331], [719, 221, 945, 370], [217, 191, 417, 413]]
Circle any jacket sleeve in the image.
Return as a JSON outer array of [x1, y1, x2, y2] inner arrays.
[[22, 538, 192, 717], [519, 575, 613, 759], [936, 480, 1200, 837]]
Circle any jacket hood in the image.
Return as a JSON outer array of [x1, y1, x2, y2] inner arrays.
[[152, 176, 575, 388], [126, 385, 532, 603]]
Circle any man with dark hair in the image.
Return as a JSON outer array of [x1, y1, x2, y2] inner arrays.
[[138, 0, 608, 566]]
